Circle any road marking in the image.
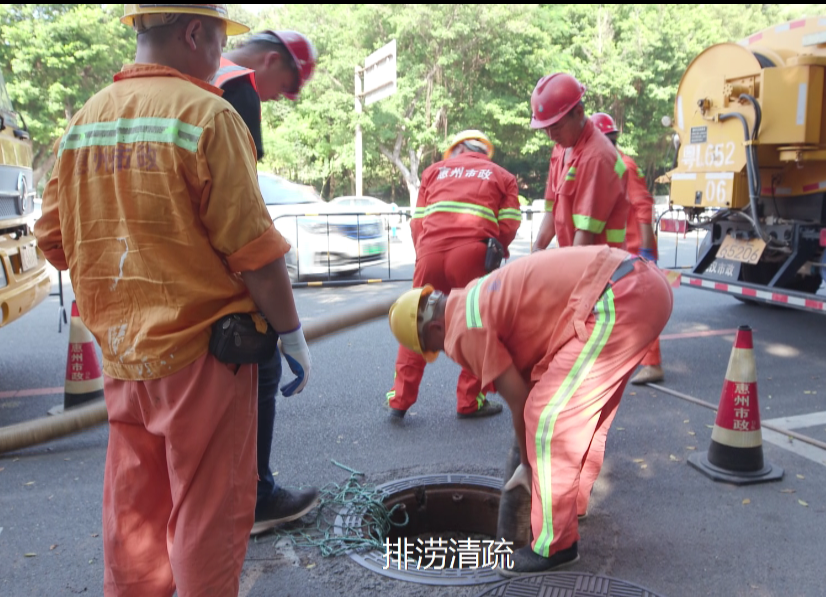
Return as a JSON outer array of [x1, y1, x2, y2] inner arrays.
[[660, 328, 741, 341], [0, 387, 63, 400], [762, 429, 826, 467], [647, 384, 826, 467], [764, 411, 826, 431]]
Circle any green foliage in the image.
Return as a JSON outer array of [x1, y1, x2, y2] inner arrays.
[[0, 4, 135, 181], [4, 4, 826, 197]]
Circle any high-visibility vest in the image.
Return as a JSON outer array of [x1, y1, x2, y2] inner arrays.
[[211, 56, 258, 92]]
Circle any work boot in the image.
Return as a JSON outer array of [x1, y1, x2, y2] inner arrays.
[[385, 399, 407, 420], [498, 542, 579, 578], [457, 399, 503, 419], [251, 486, 320, 536], [630, 365, 665, 385]]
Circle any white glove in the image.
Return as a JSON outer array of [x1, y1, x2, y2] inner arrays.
[[503, 463, 531, 495], [278, 324, 311, 397]]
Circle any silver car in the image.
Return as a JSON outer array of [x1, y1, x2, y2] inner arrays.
[[258, 174, 388, 281]]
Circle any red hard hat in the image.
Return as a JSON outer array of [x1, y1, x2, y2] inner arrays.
[[530, 73, 586, 129], [250, 30, 318, 101], [591, 112, 618, 134]]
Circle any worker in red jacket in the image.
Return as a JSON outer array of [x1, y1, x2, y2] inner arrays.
[[592, 112, 665, 385], [530, 73, 628, 252], [386, 130, 522, 420], [388, 246, 673, 575]]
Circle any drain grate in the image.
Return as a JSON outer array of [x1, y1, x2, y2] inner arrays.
[[335, 473, 506, 586], [474, 572, 667, 597]]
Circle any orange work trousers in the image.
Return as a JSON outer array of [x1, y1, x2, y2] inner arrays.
[[525, 259, 672, 558], [388, 241, 489, 414], [102, 352, 257, 597], [640, 337, 662, 367]]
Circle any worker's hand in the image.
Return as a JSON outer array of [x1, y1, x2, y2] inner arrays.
[[279, 325, 311, 396], [639, 248, 657, 263], [503, 463, 531, 495]]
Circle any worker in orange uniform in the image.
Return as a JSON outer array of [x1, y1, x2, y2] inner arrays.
[[386, 130, 522, 420], [388, 246, 673, 574], [209, 30, 321, 536], [528, 74, 629, 522], [592, 112, 665, 385], [529, 73, 628, 252], [34, 5, 311, 596]]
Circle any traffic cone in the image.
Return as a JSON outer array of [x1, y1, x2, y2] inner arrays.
[[49, 301, 104, 415], [688, 325, 783, 485]]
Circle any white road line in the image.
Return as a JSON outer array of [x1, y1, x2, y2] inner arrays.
[[762, 429, 826, 467], [762, 411, 826, 467], [764, 411, 826, 430]]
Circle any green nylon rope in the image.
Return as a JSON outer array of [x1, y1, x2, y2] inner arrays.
[[257, 460, 409, 558]]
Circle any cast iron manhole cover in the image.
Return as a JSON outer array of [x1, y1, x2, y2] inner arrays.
[[335, 473, 506, 586], [474, 572, 667, 596]]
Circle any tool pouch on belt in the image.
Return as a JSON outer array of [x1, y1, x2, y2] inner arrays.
[[209, 313, 278, 365], [484, 237, 505, 273]]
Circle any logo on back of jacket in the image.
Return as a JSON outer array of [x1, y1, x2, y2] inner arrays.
[[436, 166, 494, 182]]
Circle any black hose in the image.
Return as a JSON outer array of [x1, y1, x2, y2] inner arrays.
[[741, 94, 762, 193], [719, 100, 782, 247]]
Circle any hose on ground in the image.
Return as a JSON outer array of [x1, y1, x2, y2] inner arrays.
[[0, 296, 398, 455]]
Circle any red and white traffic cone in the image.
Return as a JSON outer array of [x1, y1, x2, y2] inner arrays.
[[688, 325, 783, 485], [49, 301, 104, 415]]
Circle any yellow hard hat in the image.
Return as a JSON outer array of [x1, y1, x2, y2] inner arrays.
[[388, 285, 439, 363], [122, 4, 249, 36], [443, 129, 494, 161]]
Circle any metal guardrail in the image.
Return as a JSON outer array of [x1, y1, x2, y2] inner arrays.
[[654, 206, 707, 270], [272, 210, 414, 288]]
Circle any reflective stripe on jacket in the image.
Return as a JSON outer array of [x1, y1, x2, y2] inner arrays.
[[543, 118, 629, 248], [411, 152, 521, 259], [211, 57, 258, 92]]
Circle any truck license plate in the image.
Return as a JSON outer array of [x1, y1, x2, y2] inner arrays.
[[716, 235, 766, 265], [19, 243, 38, 272]]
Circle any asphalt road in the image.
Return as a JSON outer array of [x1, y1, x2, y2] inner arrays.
[[1, 227, 825, 597]]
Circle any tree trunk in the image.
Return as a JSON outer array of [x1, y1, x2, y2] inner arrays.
[[32, 152, 56, 191], [379, 141, 421, 205]]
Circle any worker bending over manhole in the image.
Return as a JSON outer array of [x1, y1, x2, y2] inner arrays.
[[388, 246, 672, 575]]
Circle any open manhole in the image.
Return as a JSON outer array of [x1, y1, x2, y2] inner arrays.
[[475, 572, 667, 597], [335, 473, 508, 586]]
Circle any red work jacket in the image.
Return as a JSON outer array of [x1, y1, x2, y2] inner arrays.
[[544, 118, 629, 248], [620, 152, 656, 258], [412, 153, 521, 259]]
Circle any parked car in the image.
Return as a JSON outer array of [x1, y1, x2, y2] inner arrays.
[[258, 175, 388, 281], [329, 195, 400, 232]]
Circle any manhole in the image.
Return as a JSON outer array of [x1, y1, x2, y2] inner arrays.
[[474, 572, 667, 597], [335, 473, 507, 586]]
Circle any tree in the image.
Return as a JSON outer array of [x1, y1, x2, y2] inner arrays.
[[250, 4, 562, 203], [0, 4, 135, 188]]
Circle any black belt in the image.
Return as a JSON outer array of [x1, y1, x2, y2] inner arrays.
[[603, 256, 641, 295]]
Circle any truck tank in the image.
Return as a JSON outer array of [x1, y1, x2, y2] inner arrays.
[[665, 16, 826, 301]]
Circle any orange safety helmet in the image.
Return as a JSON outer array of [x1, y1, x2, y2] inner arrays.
[[591, 112, 619, 135], [247, 30, 318, 100], [530, 73, 586, 129]]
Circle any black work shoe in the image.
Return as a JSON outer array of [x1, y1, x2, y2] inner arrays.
[[457, 399, 504, 419], [497, 542, 579, 578], [386, 400, 406, 420], [251, 487, 320, 537]]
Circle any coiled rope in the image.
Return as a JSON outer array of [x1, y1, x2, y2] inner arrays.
[[260, 460, 409, 557]]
